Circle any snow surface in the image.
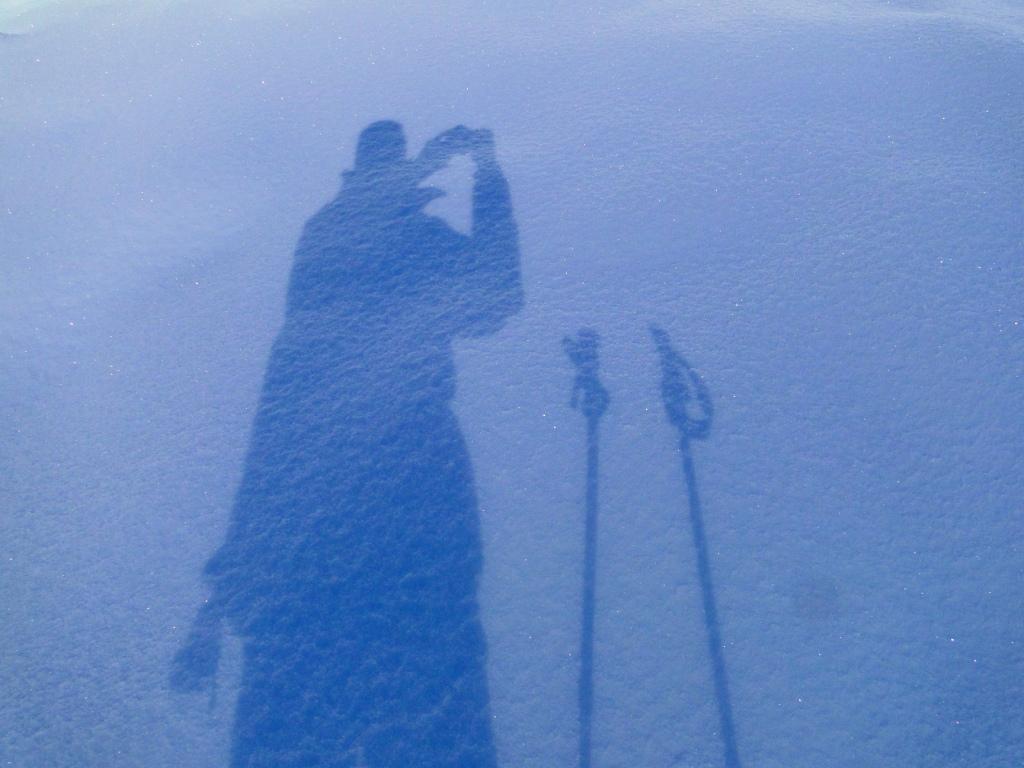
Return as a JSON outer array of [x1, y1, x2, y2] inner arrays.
[[2, 1, 1023, 766]]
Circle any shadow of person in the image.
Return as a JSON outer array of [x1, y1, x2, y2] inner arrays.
[[171, 120, 523, 767]]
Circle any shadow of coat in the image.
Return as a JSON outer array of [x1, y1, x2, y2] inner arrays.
[[173, 120, 523, 767]]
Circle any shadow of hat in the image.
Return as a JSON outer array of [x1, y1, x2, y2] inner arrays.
[[344, 120, 445, 207]]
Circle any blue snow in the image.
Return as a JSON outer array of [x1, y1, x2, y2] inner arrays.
[[1, 2, 1022, 767]]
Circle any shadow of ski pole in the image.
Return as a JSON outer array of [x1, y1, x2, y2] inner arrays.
[[652, 326, 742, 768], [564, 329, 610, 768]]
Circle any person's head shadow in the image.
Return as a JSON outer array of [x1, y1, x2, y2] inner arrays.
[[173, 120, 522, 767]]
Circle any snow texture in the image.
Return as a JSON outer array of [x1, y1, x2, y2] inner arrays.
[[2, 1, 1023, 766]]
